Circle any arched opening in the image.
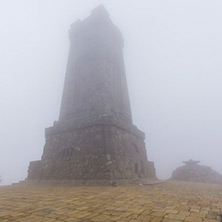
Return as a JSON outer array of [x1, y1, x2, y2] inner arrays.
[[135, 163, 138, 174], [141, 162, 145, 174], [63, 149, 66, 158]]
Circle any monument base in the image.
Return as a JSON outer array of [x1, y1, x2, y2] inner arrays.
[[28, 122, 156, 183]]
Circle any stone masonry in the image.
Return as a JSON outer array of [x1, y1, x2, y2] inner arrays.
[[172, 160, 222, 184], [1, 181, 222, 221], [27, 5, 156, 185]]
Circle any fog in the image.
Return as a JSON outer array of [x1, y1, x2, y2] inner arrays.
[[0, 0, 222, 185]]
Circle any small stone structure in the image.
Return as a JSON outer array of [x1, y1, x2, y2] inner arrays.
[[27, 5, 157, 185], [172, 159, 222, 184]]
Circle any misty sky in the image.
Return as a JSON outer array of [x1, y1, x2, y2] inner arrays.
[[0, 0, 222, 185]]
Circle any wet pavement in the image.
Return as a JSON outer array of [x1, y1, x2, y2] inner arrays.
[[0, 181, 221, 222]]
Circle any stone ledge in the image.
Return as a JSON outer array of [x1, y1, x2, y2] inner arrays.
[[22, 178, 161, 186]]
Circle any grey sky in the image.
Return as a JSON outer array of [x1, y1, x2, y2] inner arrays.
[[0, 0, 222, 185]]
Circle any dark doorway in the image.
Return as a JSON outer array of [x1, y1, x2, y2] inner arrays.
[[135, 163, 138, 174]]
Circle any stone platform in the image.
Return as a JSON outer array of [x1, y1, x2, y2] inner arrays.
[[172, 160, 222, 184], [0, 181, 222, 222]]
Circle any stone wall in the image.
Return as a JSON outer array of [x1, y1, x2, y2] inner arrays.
[[59, 5, 132, 125], [28, 123, 156, 182]]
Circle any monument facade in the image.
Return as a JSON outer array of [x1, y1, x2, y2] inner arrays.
[[28, 5, 156, 185]]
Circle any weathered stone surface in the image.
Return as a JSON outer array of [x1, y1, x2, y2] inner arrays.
[[27, 5, 156, 184], [172, 160, 222, 184]]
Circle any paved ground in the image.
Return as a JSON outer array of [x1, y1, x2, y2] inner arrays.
[[0, 181, 222, 222]]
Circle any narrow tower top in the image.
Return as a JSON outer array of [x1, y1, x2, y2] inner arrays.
[[91, 4, 109, 17], [59, 5, 132, 128]]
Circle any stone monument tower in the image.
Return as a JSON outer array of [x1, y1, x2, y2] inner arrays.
[[28, 5, 156, 185]]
